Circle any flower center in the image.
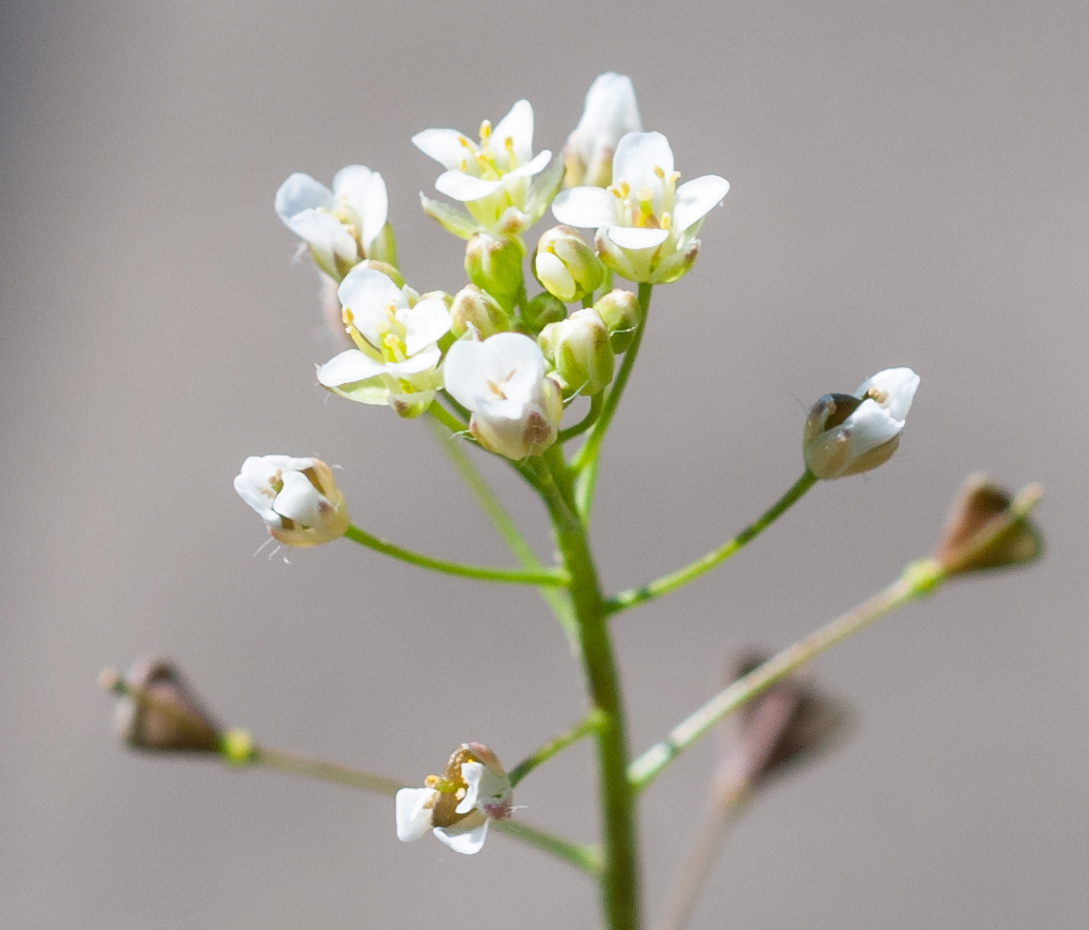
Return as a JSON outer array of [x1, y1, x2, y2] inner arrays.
[[609, 165, 681, 230]]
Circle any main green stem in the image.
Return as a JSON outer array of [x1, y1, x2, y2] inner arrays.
[[536, 451, 641, 930]]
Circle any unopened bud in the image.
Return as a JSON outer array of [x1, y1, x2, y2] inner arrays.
[[592, 288, 643, 352], [102, 657, 223, 753], [465, 233, 525, 311], [450, 285, 511, 339], [932, 474, 1043, 576], [539, 308, 615, 396], [234, 455, 349, 547], [719, 653, 848, 791], [521, 292, 567, 331], [803, 368, 920, 479], [350, 259, 404, 289], [534, 226, 605, 303]]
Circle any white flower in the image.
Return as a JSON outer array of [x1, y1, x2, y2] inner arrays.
[[564, 72, 642, 188], [413, 100, 562, 237], [274, 166, 395, 279], [233, 455, 349, 547], [317, 267, 452, 419], [395, 744, 513, 855], [803, 368, 921, 479], [552, 131, 729, 284], [443, 332, 563, 460]]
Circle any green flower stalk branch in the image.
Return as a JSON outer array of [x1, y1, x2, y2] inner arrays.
[[106, 72, 1046, 930], [342, 523, 569, 586], [608, 470, 818, 615]]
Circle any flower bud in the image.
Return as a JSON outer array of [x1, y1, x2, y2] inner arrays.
[[534, 226, 605, 303], [592, 288, 643, 353], [101, 658, 223, 754], [803, 368, 920, 479], [539, 308, 615, 396], [234, 455, 349, 547], [395, 743, 513, 855], [932, 474, 1043, 576], [521, 292, 567, 332], [464, 233, 525, 311], [450, 285, 511, 339]]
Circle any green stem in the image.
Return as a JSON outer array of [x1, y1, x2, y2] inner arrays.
[[508, 710, 606, 787], [533, 452, 642, 930], [425, 412, 578, 643], [429, 398, 468, 433], [343, 524, 568, 586], [573, 282, 653, 518], [248, 745, 597, 874], [608, 471, 818, 615], [559, 392, 604, 444], [628, 559, 944, 791]]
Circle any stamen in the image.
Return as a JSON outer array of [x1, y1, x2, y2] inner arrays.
[[865, 387, 890, 405], [479, 120, 492, 143], [660, 212, 672, 231], [653, 165, 665, 180], [486, 379, 507, 400]]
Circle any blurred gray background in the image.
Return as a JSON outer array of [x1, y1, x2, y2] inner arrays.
[[2, 0, 1086, 927]]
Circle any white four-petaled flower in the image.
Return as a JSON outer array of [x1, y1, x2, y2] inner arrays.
[[233, 455, 349, 547], [274, 166, 395, 280], [564, 72, 643, 188], [443, 332, 563, 460], [395, 744, 513, 855], [413, 100, 561, 237], [552, 131, 729, 284], [317, 267, 452, 419], [803, 367, 921, 479]]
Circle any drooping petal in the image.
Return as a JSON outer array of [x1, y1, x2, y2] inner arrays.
[[275, 173, 334, 223], [435, 170, 505, 202], [386, 345, 441, 377], [400, 299, 452, 356], [395, 788, 438, 842], [287, 210, 358, 269], [612, 131, 674, 190], [333, 165, 389, 249], [412, 128, 472, 169], [606, 226, 669, 250], [433, 817, 490, 855], [672, 175, 730, 234], [552, 186, 618, 228], [492, 99, 534, 163], [317, 349, 387, 387]]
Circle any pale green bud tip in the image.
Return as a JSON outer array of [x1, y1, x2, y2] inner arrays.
[[521, 292, 567, 331], [534, 226, 604, 302], [593, 289, 643, 352], [465, 233, 526, 309], [539, 308, 615, 396], [931, 475, 1043, 577], [450, 285, 510, 339], [220, 728, 256, 765]]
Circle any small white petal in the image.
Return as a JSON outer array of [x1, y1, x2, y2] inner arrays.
[[492, 99, 534, 163], [855, 368, 920, 420], [318, 349, 387, 387], [400, 299, 452, 357], [412, 128, 472, 169], [672, 175, 730, 234], [552, 186, 618, 228], [505, 148, 553, 180], [433, 818, 490, 855], [275, 173, 334, 223], [272, 470, 325, 526], [287, 210, 358, 268], [435, 170, 505, 202], [386, 345, 441, 377], [612, 132, 674, 190], [606, 226, 669, 250], [333, 165, 389, 249], [395, 788, 438, 842], [536, 251, 576, 301]]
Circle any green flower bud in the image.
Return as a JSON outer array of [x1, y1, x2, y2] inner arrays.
[[450, 285, 511, 339], [350, 259, 404, 289], [538, 307, 615, 396], [465, 233, 525, 312], [593, 288, 643, 353], [534, 225, 605, 303], [521, 292, 567, 332]]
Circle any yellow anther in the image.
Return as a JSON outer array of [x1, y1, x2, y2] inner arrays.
[[660, 212, 672, 231], [459, 158, 468, 173], [457, 135, 473, 149], [479, 120, 492, 142], [865, 387, 890, 405], [669, 171, 681, 185], [653, 165, 665, 180], [342, 306, 355, 325], [486, 379, 507, 400]]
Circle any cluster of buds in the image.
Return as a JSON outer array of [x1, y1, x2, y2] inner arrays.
[[396, 744, 513, 855]]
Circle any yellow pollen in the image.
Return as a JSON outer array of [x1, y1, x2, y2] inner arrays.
[[653, 165, 665, 180], [865, 387, 890, 405], [486, 379, 507, 400], [459, 157, 468, 173], [479, 120, 492, 142], [457, 135, 473, 149], [661, 212, 672, 231], [669, 171, 681, 185], [342, 307, 355, 326]]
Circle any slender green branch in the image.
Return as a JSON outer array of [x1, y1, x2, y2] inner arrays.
[[558, 392, 604, 444], [343, 524, 568, 586], [572, 282, 653, 518], [247, 744, 597, 874], [628, 560, 943, 791], [425, 413, 578, 643], [532, 452, 643, 930], [508, 710, 607, 787], [608, 471, 818, 614], [428, 397, 468, 434]]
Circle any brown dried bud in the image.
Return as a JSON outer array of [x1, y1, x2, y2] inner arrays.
[[932, 474, 1043, 576], [719, 652, 849, 791], [102, 657, 223, 753]]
